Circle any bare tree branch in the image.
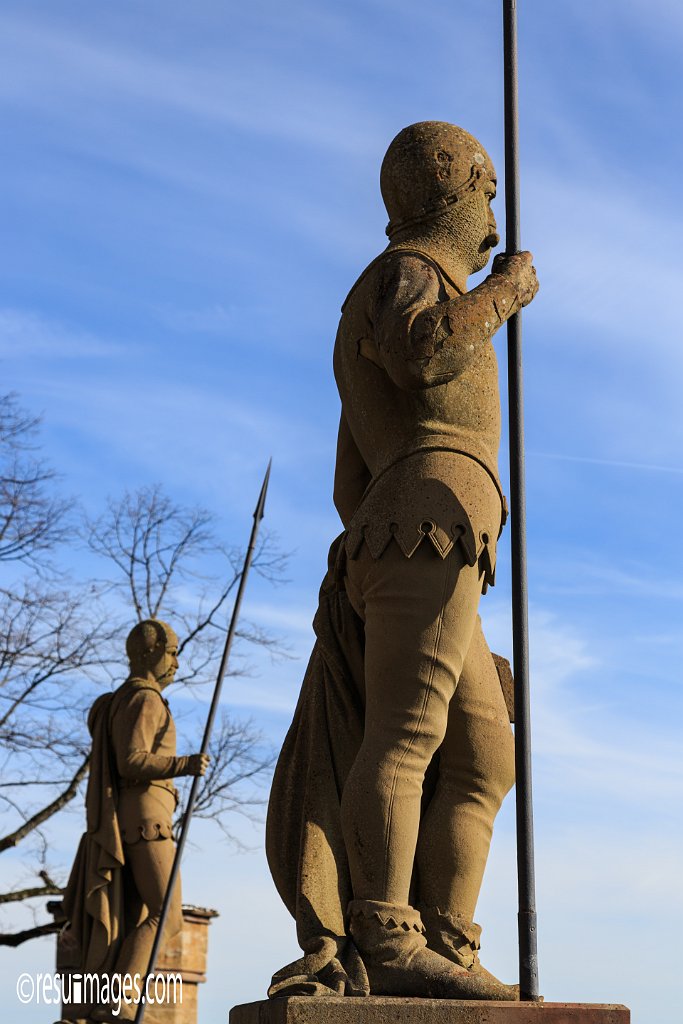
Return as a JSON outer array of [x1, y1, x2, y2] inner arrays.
[[175, 712, 275, 840], [0, 393, 71, 564], [0, 871, 63, 904], [0, 922, 60, 946], [0, 755, 89, 852]]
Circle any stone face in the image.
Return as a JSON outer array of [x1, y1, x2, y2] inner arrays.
[[230, 997, 630, 1024]]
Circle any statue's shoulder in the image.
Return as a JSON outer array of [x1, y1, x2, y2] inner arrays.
[[87, 691, 114, 735], [108, 677, 166, 717], [341, 247, 447, 313], [124, 676, 163, 696]]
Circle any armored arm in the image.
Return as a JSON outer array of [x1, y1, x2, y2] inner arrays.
[[114, 690, 192, 781], [374, 252, 537, 390], [333, 411, 372, 527]]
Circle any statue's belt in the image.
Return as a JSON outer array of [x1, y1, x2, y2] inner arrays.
[[118, 778, 176, 794], [343, 443, 505, 593], [355, 437, 506, 522]]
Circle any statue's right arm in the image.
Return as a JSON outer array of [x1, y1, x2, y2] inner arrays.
[[373, 252, 538, 390], [333, 411, 371, 527], [113, 691, 193, 781]]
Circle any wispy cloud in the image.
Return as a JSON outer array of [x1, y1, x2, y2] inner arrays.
[[529, 450, 683, 477], [533, 558, 683, 602], [524, 171, 682, 357], [482, 603, 683, 810], [157, 304, 243, 335], [0, 307, 122, 359], [22, 363, 331, 480], [243, 600, 315, 637], [0, 14, 384, 159]]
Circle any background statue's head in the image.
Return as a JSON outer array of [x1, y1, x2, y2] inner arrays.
[[380, 121, 499, 277], [126, 618, 179, 687]]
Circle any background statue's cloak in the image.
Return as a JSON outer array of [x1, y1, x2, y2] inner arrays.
[[61, 692, 126, 973]]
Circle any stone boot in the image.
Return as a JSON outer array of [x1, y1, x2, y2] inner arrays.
[[348, 899, 518, 999], [420, 905, 519, 1000]]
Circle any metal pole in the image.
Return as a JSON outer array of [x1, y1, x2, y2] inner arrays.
[[503, 0, 540, 1002], [134, 461, 272, 1024]]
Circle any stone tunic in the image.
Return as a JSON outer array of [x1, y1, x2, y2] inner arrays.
[[110, 677, 190, 843], [333, 247, 517, 588]]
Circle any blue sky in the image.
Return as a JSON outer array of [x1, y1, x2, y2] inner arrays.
[[1, 2, 682, 1022]]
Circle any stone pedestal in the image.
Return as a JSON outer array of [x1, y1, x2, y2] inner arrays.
[[146, 904, 217, 1024], [229, 997, 630, 1024], [50, 901, 217, 1024]]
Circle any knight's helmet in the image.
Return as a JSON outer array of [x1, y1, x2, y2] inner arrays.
[[380, 121, 494, 239]]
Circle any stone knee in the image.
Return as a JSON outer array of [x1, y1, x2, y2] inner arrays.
[[486, 720, 515, 809], [438, 618, 516, 814], [444, 737, 511, 815], [438, 713, 515, 815]]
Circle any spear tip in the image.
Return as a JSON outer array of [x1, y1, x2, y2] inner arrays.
[[254, 458, 272, 521]]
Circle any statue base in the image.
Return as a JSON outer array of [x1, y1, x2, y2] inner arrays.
[[229, 996, 630, 1024]]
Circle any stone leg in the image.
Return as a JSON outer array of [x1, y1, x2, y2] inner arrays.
[[342, 539, 483, 905], [416, 615, 515, 922], [117, 835, 181, 974], [94, 836, 182, 1021]]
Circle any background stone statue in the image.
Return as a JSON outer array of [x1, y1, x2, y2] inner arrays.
[[60, 619, 209, 1023], [266, 122, 538, 1001]]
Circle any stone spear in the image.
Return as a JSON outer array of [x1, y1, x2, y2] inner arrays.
[[503, 0, 540, 1003], [134, 460, 272, 1024]]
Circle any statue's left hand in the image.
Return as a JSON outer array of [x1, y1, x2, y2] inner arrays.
[[186, 752, 211, 776]]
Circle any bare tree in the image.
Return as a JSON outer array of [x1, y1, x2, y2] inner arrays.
[[0, 395, 288, 946], [84, 484, 287, 845], [0, 392, 70, 565], [176, 711, 276, 849], [0, 395, 109, 938], [85, 484, 287, 685]]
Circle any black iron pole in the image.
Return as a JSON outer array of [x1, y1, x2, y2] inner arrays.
[[503, 0, 540, 1002], [134, 461, 272, 1024]]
